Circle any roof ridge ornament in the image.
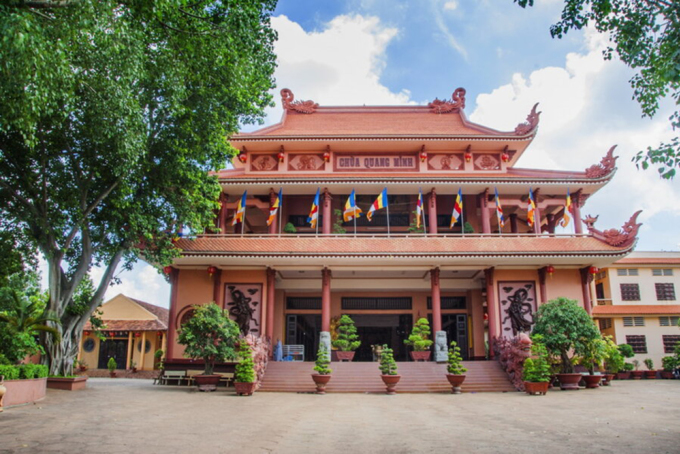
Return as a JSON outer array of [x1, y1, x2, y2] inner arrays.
[[280, 88, 319, 114], [428, 87, 466, 113], [514, 103, 541, 135], [585, 210, 642, 248], [585, 145, 619, 178]]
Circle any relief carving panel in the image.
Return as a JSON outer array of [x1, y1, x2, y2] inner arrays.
[[288, 154, 325, 171]]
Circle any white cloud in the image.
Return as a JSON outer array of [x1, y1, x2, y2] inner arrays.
[[443, 1, 459, 11]]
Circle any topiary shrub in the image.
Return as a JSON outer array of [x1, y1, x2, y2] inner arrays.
[[522, 334, 550, 382], [378, 345, 398, 376], [447, 341, 468, 375], [404, 318, 433, 352], [235, 342, 256, 383], [107, 357, 117, 373], [313, 345, 332, 375], [331, 315, 361, 352]]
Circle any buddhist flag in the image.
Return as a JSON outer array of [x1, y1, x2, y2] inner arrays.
[[343, 189, 363, 222], [416, 188, 425, 229], [267, 188, 282, 226], [232, 190, 247, 226], [308, 188, 320, 228], [560, 189, 572, 228], [494, 188, 505, 228], [527, 188, 536, 228], [367, 188, 388, 222], [450, 188, 463, 228]]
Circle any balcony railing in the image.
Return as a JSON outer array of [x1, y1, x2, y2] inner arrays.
[[596, 299, 613, 306], [192, 232, 594, 239]]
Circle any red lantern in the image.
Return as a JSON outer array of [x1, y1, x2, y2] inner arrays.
[[419, 149, 427, 162], [157, 331, 162, 337], [464, 152, 472, 163], [546, 265, 555, 277], [135, 332, 141, 338], [237, 152, 247, 163], [277, 151, 285, 162], [163, 266, 173, 275], [589, 266, 599, 275], [207, 266, 217, 277], [84, 331, 90, 336], [323, 151, 331, 162], [501, 153, 510, 163]]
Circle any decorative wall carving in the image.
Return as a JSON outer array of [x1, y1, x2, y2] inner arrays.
[[498, 282, 537, 336], [514, 103, 541, 135], [250, 155, 279, 171], [225, 283, 261, 336], [585, 145, 618, 178], [473, 154, 500, 171], [288, 154, 325, 171], [280, 88, 318, 114], [428, 87, 466, 113], [427, 154, 464, 171]]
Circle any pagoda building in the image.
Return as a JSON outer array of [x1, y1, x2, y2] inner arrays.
[[165, 88, 641, 366]]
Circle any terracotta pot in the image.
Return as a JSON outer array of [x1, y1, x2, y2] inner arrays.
[[380, 375, 401, 395], [616, 371, 631, 380], [602, 374, 615, 386], [556, 373, 582, 390], [631, 371, 644, 380], [46, 376, 88, 391], [109, 372, 117, 378], [195, 374, 221, 392], [311, 374, 331, 394], [524, 381, 549, 396], [446, 374, 466, 394], [234, 381, 257, 396], [582, 375, 602, 389], [660, 371, 674, 379], [410, 351, 431, 362], [335, 351, 355, 362], [644, 370, 656, 379]]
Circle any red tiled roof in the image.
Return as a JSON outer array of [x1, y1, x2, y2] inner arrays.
[[174, 235, 630, 257], [130, 298, 169, 327], [613, 258, 680, 265], [83, 319, 167, 332], [592, 305, 680, 316]]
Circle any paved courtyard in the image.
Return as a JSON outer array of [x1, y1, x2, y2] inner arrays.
[[1, 378, 679, 453]]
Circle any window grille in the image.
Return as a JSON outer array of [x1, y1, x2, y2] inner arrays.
[[623, 317, 644, 327], [427, 297, 466, 310], [625, 335, 647, 354], [663, 335, 680, 353], [654, 269, 674, 276], [598, 319, 612, 330], [286, 297, 322, 310], [655, 283, 676, 301], [617, 268, 639, 276], [659, 316, 679, 327], [620, 283, 640, 301], [341, 297, 412, 310]]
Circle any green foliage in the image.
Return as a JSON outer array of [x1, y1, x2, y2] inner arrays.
[[177, 302, 240, 375], [522, 334, 551, 382], [618, 343, 635, 358], [107, 357, 117, 372], [603, 336, 625, 373], [643, 358, 654, 371], [404, 318, 433, 352], [532, 297, 601, 373], [331, 315, 361, 352], [283, 222, 297, 234], [234, 343, 256, 383], [0, 0, 278, 375], [407, 210, 425, 234], [378, 345, 398, 375], [662, 356, 677, 372], [0, 364, 20, 380], [447, 341, 468, 375], [632, 359, 640, 371], [18, 364, 48, 379], [332, 209, 347, 234], [578, 337, 607, 374], [623, 362, 634, 371], [514, 0, 680, 179], [313, 345, 332, 375], [463, 221, 475, 234]]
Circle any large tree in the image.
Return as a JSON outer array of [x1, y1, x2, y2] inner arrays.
[[515, 0, 680, 179], [0, 0, 277, 375]]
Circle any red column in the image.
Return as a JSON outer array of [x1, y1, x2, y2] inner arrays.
[[537, 267, 547, 305], [428, 188, 438, 235], [212, 268, 222, 305], [266, 268, 276, 342], [580, 267, 593, 315], [484, 267, 497, 358], [268, 188, 277, 235], [573, 189, 584, 235], [509, 213, 518, 234], [322, 188, 332, 235], [321, 268, 331, 332], [430, 268, 442, 333], [166, 268, 180, 361], [219, 193, 229, 234], [480, 189, 491, 234]]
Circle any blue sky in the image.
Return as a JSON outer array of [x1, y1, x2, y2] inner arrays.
[[95, 0, 680, 308]]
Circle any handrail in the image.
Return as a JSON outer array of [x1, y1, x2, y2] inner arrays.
[[185, 233, 595, 240]]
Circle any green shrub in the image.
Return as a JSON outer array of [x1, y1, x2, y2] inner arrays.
[[19, 363, 47, 379], [0, 364, 20, 380], [618, 343, 634, 358], [603, 336, 625, 373], [522, 335, 550, 382], [623, 362, 634, 371], [644, 358, 654, 370], [662, 356, 678, 372], [404, 318, 433, 352], [313, 345, 332, 375], [447, 341, 468, 375], [235, 343, 256, 383], [283, 222, 297, 234], [331, 315, 360, 352], [378, 345, 398, 375], [107, 357, 117, 372]]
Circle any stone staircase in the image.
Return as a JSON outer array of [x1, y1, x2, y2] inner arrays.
[[259, 360, 517, 393]]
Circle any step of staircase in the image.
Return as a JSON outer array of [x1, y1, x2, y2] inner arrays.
[[259, 361, 517, 393]]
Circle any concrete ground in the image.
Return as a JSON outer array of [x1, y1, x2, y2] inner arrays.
[[1, 378, 679, 454]]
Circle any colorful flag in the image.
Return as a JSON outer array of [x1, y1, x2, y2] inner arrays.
[[343, 189, 363, 222], [450, 188, 463, 228], [494, 188, 505, 229], [527, 188, 536, 228], [232, 190, 247, 226], [560, 189, 571, 228], [416, 188, 425, 229], [366, 188, 388, 222], [267, 188, 282, 226], [308, 188, 320, 228]]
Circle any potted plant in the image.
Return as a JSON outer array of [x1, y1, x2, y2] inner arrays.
[[311, 345, 332, 394], [283, 222, 297, 234], [107, 357, 117, 378], [643, 358, 656, 379], [578, 337, 607, 388], [177, 302, 240, 392], [404, 318, 433, 361], [446, 341, 468, 394], [378, 345, 400, 395], [234, 342, 257, 396], [331, 315, 361, 361], [74, 359, 88, 373], [130, 360, 137, 373], [619, 362, 634, 379], [616, 344, 635, 379], [521, 334, 551, 395], [661, 356, 677, 379], [532, 297, 601, 390], [601, 336, 623, 385], [631, 360, 644, 379]]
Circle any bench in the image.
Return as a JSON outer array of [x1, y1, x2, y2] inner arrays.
[[184, 369, 205, 386], [158, 370, 186, 386], [282, 344, 304, 362], [219, 373, 234, 387]]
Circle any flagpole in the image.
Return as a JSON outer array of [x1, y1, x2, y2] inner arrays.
[[241, 204, 246, 237], [353, 207, 357, 237], [460, 191, 465, 238], [422, 190, 427, 237], [278, 188, 283, 237], [386, 202, 391, 238]]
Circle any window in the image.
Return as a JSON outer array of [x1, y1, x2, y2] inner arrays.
[[427, 297, 466, 310], [286, 297, 321, 310], [626, 335, 647, 354], [599, 319, 612, 330], [655, 283, 676, 301], [663, 335, 680, 353], [623, 316, 645, 327], [652, 269, 674, 276], [659, 316, 680, 327], [341, 297, 412, 310], [596, 270, 607, 280], [617, 268, 638, 276], [620, 283, 640, 301]]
